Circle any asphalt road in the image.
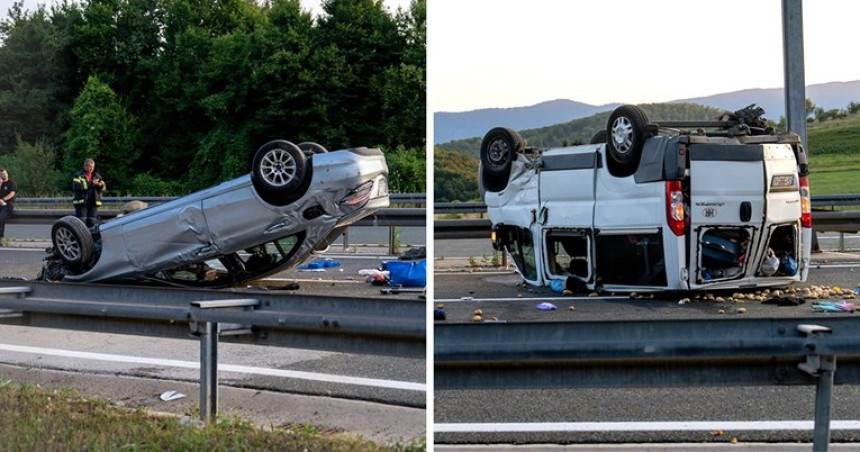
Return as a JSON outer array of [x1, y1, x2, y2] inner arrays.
[[0, 248, 426, 442], [434, 265, 860, 444]]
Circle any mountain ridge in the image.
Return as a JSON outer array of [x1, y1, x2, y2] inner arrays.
[[435, 80, 860, 143]]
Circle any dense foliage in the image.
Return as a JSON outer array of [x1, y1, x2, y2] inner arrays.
[[434, 148, 478, 202], [0, 0, 425, 195]]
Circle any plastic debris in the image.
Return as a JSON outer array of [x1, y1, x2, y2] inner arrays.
[[678, 298, 690, 305], [159, 390, 186, 402], [759, 248, 780, 276], [298, 259, 341, 270], [812, 301, 855, 313], [536, 302, 558, 311], [549, 279, 565, 293], [780, 255, 798, 276], [358, 269, 389, 285], [434, 308, 446, 321]]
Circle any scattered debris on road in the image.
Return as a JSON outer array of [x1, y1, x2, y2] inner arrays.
[[158, 390, 185, 402]]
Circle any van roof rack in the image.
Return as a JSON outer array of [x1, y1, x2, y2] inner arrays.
[[650, 104, 776, 137]]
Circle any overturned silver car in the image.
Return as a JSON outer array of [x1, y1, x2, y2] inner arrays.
[[44, 140, 389, 287]]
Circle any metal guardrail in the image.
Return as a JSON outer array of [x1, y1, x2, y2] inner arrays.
[[434, 212, 860, 240], [0, 280, 425, 422], [5, 207, 426, 227], [435, 317, 860, 450], [14, 192, 426, 206]]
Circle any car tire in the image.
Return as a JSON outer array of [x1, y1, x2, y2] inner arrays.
[[589, 129, 607, 144], [298, 142, 328, 157], [480, 127, 525, 192], [51, 216, 93, 267], [251, 140, 310, 206], [605, 105, 650, 176]]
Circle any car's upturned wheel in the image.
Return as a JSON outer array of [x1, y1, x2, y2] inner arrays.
[[251, 140, 309, 206], [298, 142, 328, 157], [605, 105, 650, 176], [589, 129, 607, 144], [51, 216, 93, 267], [480, 127, 525, 193]]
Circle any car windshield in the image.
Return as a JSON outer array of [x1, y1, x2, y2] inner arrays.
[[504, 227, 537, 281]]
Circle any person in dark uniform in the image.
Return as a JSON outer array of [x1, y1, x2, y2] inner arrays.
[[72, 158, 106, 227], [0, 169, 17, 242]]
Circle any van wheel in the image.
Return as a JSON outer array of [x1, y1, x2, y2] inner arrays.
[[605, 105, 649, 176], [251, 140, 309, 206], [589, 129, 607, 144], [51, 216, 93, 267], [480, 127, 525, 192], [298, 142, 327, 157]]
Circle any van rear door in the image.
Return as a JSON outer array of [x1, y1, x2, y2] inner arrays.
[[688, 144, 766, 287]]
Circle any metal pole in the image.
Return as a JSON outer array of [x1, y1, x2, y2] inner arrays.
[[782, 0, 808, 149], [813, 355, 836, 451], [343, 228, 349, 252], [199, 321, 218, 423]]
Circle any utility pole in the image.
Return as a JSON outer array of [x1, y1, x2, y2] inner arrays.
[[782, 0, 807, 148]]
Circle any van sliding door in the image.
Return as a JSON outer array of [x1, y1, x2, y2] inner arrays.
[[538, 149, 598, 284]]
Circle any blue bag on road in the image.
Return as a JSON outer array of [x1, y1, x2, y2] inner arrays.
[[383, 259, 426, 287]]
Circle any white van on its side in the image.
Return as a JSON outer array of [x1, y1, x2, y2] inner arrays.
[[481, 105, 812, 292]]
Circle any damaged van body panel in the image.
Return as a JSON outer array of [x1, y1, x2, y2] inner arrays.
[[482, 105, 811, 293], [58, 147, 388, 286]]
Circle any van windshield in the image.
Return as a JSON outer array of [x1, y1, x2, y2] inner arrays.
[[503, 227, 537, 281]]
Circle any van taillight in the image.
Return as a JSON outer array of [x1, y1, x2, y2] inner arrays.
[[666, 180, 685, 236], [800, 175, 812, 228]]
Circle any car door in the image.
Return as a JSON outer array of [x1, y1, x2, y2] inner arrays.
[[121, 199, 214, 271], [538, 148, 598, 285]]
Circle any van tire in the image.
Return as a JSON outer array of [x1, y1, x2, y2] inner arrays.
[[605, 105, 649, 176], [589, 129, 607, 144], [480, 127, 525, 192]]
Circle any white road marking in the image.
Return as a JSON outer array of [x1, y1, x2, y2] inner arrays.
[[0, 343, 425, 392], [434, 420, 860, 433], [261, 277, 364, 284], [436, 296, 629, 303], [814, 263, 860, 268], [0, 247, 44, 252], [434, 271, 516, 276]]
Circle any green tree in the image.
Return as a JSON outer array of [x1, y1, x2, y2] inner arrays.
[[0, 138, 64, 195], [64, 75, 138, 191]]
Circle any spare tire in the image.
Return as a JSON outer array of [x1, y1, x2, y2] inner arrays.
[[605, 105, 650, 176], [251, 140, 309, 206], [51, 216, 94, 267], [298, 142, 328, 157], [480, 127, 525, 193]]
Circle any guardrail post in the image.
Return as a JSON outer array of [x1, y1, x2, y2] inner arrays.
[[199, 321, 218, 423], [798, 324, 835, 452], [838, 232, 845, 252], [190, 298, 259, 424], [343, 228, 349, 252]]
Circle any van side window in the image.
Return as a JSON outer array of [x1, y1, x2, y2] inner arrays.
[[503, 226, 537, 281], [546, 231, 589, 280], [595, 232, 666, 286]]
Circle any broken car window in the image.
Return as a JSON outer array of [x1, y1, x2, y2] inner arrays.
[[546, 231, 589, 280]]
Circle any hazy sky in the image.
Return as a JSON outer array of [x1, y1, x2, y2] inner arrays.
[[430, 0, 860, 112], [0, 0, 413, 19]]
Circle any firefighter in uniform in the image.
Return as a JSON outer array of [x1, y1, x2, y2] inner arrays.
[[72, 158, 106, 227]]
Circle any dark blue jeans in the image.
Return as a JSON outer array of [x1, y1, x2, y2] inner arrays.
[[0, 204, 11, 238], [74, 204, 99, 228]]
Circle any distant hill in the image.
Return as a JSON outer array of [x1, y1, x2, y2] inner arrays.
[[439, 103, 724, 158], [435, 80, 860, 143], [671, 80, 860, 121], [434, 99, 619, 144]]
